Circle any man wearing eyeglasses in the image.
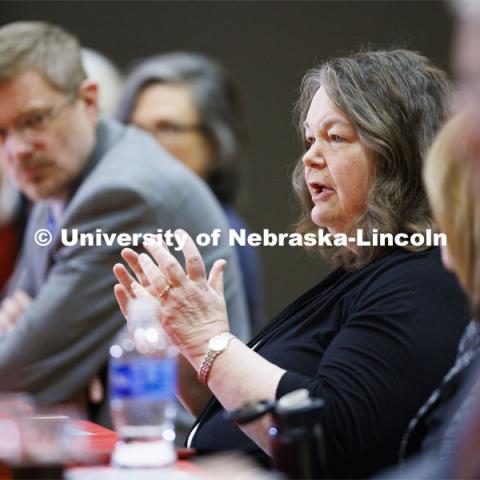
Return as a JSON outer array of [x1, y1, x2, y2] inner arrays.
[[0, 21, 249, 421]]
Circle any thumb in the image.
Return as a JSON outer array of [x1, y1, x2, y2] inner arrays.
[[208, 259, 227, 295]]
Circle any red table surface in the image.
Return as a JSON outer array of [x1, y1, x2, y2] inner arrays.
[[71, 420, 118, 464], [71, 420, 197, 465]]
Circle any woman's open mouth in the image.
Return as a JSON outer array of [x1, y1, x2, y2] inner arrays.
[[309, 182, 334, 201]]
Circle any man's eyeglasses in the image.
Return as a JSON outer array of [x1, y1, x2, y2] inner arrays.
[[0, 91, 77, 147]]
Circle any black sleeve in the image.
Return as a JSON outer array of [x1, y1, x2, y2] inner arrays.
[[276, 261, 468, 478]]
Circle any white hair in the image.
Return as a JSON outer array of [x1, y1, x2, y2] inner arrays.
[[81, 47, 123, 117]]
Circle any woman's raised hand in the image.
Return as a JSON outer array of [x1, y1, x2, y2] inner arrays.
[[113, 230, 230, 369]]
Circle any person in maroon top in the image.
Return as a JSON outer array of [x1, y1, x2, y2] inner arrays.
[[0, 167, 27, 293]]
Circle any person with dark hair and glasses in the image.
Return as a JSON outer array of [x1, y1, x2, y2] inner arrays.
[[117, 52, 265, 333]]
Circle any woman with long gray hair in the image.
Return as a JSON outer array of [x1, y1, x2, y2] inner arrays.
[[113, 49, 469, 477]]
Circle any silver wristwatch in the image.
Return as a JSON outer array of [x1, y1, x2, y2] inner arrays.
[[198, 332, 235, 385]]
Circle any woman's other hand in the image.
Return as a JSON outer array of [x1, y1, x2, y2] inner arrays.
[[113, 247, 157, 321]]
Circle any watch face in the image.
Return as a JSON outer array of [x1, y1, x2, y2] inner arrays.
[[209, 335, 228, 352]]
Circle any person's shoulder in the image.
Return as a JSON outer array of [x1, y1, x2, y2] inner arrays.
[[69, 120, 229, 230], [81, 120, 213, 201], [360, 247, 462, 296], [94, 120, 185, 180], [368, 247, 443, 278], [346, 248, 468, 320]]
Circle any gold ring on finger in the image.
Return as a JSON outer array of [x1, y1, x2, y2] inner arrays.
[[159, 284, 172, 299]]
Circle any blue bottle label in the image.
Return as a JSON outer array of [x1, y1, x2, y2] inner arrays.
[[110, 358, 177, 400]]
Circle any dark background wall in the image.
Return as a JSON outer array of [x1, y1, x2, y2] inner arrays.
[[1, 1, 454, 324]]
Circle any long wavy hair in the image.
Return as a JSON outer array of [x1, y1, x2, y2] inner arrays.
[[292, 49, 452, 269]]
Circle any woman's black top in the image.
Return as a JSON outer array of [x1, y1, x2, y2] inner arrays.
[[188, 247, 469, 478]]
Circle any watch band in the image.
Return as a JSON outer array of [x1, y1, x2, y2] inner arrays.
[[198, 332, 235, 385]]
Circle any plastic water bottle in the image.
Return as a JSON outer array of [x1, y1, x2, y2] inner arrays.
[[109, 297, 178, 468]]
